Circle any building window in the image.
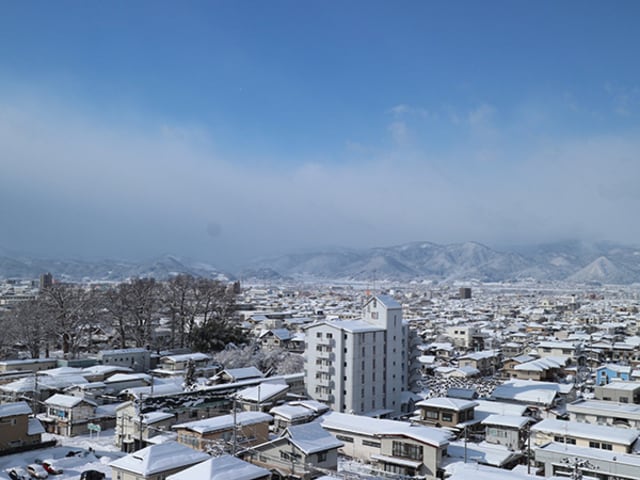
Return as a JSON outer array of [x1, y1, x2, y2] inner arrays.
[[317, 451, 327, 462], [281, 450, 301, 461], [392, 441, 423, 460], [317, 332, 322, 338], [336, 434, 354, 443], [442, 413, 453, 422], [363, 439, 381, 448], [425, 410, 439, 419]]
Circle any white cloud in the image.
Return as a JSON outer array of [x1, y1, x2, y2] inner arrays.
[[1, 91, 640, 267]]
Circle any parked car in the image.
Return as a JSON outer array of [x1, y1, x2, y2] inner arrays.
[[25, 464, 48, 479], [65, 450, 86, 457], [80, 471, 105, 480], [6, 467, 28, 480], [41, 462, 63, 475]]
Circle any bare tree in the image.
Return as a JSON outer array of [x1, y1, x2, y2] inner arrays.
[[163, 274, 198, 349], [104, 278, 161, 349], [4, 301, 48, 359], [40, 284, 105, 358]]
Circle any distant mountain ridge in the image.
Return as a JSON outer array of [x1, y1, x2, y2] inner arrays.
[[241, 240, 640, 284], [0, 254, 230, 283], [2, 240, 640, 284]]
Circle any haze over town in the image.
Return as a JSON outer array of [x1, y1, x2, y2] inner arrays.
[[2, 2, 640, 269]]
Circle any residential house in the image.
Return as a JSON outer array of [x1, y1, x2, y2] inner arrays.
[[246, 422, 343, 479], [167, 454, 271, 480], [414, 397, 478, 430], [235, 382, 290, 412], [109, 441, 209, 480], [536, 341, 577, 361], [501, 356, 569, 382], [0, 358, 57, 374], [97, 348, 152, 373], [445, 461, 538, 480], [481, 415, 531, 450], [0, 401, 44, 452], [41, 393, 98, 436], [269, 400, 329, 433], [211, 367, 265, 384], [567, 399, 640, 428], [530, 418, 640, 454], [173, 411, 272, 453], [104, 373, 153, 395], [64, 382, 107, 404], [445, 326, 481, 349], [489, 380, 575, 417], [594, 381, 640, 403], [319, 411, 451, 480], [259, 328, 293, 350], [445, 440, 524, 469], [152, 353, 220, 379], [81, 365, 134, 383], [457, 350, 501, 376], [596, 364, 632, 385], [535, 442, 640, 480], [115, 402, 177, 452]]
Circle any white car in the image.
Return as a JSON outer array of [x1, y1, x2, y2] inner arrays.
[[7, 467, 29, 480], [25, 464, 48, 479]]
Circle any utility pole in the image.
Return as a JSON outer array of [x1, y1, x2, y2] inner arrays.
[[137, 394, 144, 451], [232, 395, 237, 455], [527, 421, 531, 474], [464, 425, 468, 463], [32, 371, 38, 414]]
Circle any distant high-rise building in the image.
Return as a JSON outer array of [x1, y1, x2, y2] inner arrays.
[[39, 273, 53, 290], [304, 295, 408, 417], [459, 287, 472, 299]]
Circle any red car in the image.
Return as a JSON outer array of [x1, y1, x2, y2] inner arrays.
[[41, 462, 63, 475]]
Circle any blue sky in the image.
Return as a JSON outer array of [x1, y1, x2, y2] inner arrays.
[[1, 1, 639, 267]]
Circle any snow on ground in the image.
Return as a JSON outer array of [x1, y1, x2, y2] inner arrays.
[[0, 429, 125, 480]]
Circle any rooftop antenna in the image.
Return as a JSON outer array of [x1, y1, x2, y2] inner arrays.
[[373, 269, 377, 295]]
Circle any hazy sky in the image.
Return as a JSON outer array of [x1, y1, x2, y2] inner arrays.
[[1, 1, 639, 268]]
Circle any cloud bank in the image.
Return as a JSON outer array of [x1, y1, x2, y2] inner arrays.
[[1, 91, 639, 268]]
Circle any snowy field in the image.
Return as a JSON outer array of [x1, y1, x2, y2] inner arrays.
[[0, 430, 125, 480]]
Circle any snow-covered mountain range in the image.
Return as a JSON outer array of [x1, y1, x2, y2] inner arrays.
[[240, 240, 640, 284], [0, 252, 230, 283], [2, 240, 640, 284]]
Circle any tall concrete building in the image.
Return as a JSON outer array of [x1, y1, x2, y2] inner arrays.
[[39, 272, 53, 291], [304, 295, 408, 417]]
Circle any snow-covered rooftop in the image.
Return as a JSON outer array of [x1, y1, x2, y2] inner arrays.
[[44, 394, 95, 409], [531, 418, 640, 445], [416, 397, 478, 411], [173, 411, 272, 434], [320, 411, 451, 448], [166, 454, 271, 480], [0, 401, 32, 418], [109, 441, 209, 476], [285, 422, 343, 454], [236, 382, 289, 402], [481, 414, 530, 429]]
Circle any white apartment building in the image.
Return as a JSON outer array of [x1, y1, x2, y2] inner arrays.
[[304, 295, 407, 417]]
